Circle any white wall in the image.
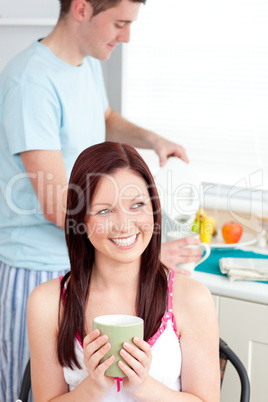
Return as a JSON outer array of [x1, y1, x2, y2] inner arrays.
[[0, 0, 58, 71], [0, 0, 59, 18], [0, 24, 53, 71], [0, 0, 122, 111]]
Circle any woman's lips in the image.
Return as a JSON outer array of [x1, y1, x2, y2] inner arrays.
[[109, 233, 139, 248]]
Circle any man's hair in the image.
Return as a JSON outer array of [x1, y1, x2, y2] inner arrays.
[[59, 0, 146, 18]]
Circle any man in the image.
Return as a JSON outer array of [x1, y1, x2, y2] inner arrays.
[[0, 1, 201, 400]]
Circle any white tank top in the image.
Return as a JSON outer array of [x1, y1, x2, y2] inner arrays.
[[63, 271, 182, 400]]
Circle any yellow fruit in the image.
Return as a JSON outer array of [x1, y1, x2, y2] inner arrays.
[[191, 219, 200, 233], [200, 231, 212, 243], [196, 208, 206, 222], [199, 217, 214, 243], [205, 216, 217, 237], [194, 210, 217, 242]]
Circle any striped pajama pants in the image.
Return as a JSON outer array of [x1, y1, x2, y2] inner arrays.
[[0, 261, 69, 402]]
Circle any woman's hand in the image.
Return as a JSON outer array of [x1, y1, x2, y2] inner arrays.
[[161, 237, 203, 274], [118, 337, 152, 396], [83, 329, 115, 392]]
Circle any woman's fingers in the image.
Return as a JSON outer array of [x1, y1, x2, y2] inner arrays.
[[95, 353, 115, 375], [91, 342, 111, 370], [118, 358, 137, 378], [83, 329, 100, 347], [83, 331, 114, 372], [84, 332, 108, 357], [82, 330, 115, 392], [119, 338, 151, 376], [131, 337, 151, 362]]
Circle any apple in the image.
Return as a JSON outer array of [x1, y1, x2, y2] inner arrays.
[[222, 221, 243, 244]]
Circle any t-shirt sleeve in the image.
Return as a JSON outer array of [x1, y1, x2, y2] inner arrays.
[[3, 81, 62, 155]]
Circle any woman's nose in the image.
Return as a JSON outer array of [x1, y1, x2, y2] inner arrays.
[[111, 211, 135, 234]]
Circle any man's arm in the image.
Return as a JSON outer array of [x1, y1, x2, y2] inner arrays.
[[20, 150, 67, 229], [105, 107, 189, 166]]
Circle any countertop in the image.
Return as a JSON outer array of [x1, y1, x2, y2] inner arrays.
[[192, 245, 268, 305]]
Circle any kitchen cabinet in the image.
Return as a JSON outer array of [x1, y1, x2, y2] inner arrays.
[[213, 294, 268, 402]]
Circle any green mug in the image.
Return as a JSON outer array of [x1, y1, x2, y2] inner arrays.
[[93, 314, 144, 377]]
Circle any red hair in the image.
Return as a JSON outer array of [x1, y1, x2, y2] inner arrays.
[[57, 142, 167, 369]]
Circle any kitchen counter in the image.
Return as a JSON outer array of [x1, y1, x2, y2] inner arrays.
[[192, 244, 268, 402], [192, 269, 268, 304], [192, 245, 268, 305]]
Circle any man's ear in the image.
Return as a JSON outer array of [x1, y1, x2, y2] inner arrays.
[[72, 0, 93, 22]]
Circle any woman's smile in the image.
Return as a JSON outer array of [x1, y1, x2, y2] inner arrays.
[[109, 233, 139, 248]]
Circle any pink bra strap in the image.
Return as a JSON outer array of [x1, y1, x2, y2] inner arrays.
[[168, 271, 175, 313]]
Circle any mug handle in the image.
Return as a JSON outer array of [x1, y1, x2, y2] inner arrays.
[[181, 243, 211, 267], [198, 243, 211, 265]]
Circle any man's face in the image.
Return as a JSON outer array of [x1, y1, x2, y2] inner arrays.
[[80, 0, 141, 60]]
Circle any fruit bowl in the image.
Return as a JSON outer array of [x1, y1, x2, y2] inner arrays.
[[209, 232, 257, 249]]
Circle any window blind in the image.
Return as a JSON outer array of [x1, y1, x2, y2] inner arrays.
[[122, 0, 268, 189]]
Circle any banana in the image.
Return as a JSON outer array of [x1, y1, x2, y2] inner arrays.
[[199, 217, 213, 243], [195, 208, 206, 221], [192, 209, 217, 243], [205, 216, 217, 237]]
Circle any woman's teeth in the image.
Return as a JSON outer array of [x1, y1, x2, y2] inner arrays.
[[111, 234, 137, 247]]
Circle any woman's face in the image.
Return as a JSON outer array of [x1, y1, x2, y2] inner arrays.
[[86, 168, 154, 266]]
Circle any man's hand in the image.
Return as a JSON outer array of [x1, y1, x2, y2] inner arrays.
[[105, 108, 189, 165], [160, 237, 202, 274], [153, 136, 189, 166]]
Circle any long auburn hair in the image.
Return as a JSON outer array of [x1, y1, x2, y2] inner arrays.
[[57, 142, 168, 369]]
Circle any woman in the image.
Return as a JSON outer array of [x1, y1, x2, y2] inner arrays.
[[27, 142, 220, 401]]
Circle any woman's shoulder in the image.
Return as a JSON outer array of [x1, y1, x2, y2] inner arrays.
[[28, 276, 61, 301], [173, 273, 212, 300], [172, 273, 216, 326], [27, 277, 61, 324]]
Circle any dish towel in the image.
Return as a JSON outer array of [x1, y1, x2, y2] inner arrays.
[[219, 258, 268, 282]]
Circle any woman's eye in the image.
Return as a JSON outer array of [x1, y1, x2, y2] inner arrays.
[[132, 202, 145, 210], [97, 209, 111, 215]]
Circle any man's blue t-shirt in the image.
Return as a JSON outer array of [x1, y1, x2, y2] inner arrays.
[[0, 41, 108, 271]]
